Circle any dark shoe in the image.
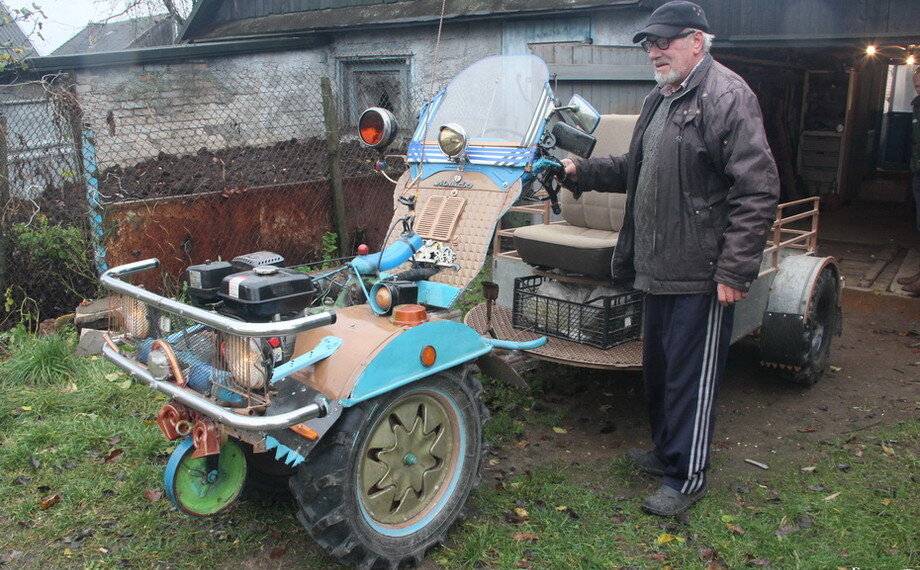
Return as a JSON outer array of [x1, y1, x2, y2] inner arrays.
[[896, 271, 920, 285], [641, 484, 708, 517], [625, 448, 666, 476]]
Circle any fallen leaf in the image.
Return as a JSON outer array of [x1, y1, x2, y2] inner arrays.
[[797, 426, 817, 433], [29, 456, 41, 469], [144, 489, 162, 502], [511, 531, 539, 542], [657, 533, 685, 544], [555, 505, 569, 511], [746, 557, 772, 567], [882, 498, 892, 506], [881, 445, 895, 456], [40, 492, 62, 509], [720, 514, 734, 523], [726, 523, 746, 535], [829, 366, 842, 372], [96, 449, 124, 464], [515, 440, 530, 448], [514, 507, 529, 518], [800, 466, 817, 472], [104, 373, 121, 382], [118, 379, 133, 391], [552, 427, 567, 434], [515, 560, 531, 569], [650, 553, 668, 562], [268, 547, 286, 559], [823, 492, 841, 501]]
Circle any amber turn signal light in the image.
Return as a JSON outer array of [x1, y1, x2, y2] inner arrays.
[[420, 345, 437, 367]]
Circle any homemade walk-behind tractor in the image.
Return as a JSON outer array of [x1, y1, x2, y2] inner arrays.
[[101, 54, 841, 569]]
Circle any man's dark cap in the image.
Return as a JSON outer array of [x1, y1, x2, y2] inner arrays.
[[632, 1, 710, 43]]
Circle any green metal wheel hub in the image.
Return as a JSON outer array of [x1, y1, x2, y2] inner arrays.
[[359, 392, 458, 526], [164, 438, 248, 517]]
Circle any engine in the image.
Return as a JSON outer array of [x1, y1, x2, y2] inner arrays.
[[173, 251, 319, 406]]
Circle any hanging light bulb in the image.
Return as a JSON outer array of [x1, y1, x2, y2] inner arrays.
[[865, 45, 877, 55], [907, 54, 917, 66]]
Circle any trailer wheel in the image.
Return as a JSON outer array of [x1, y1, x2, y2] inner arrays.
[[780, 267, 838, 386], [290, 366, 487, 568]]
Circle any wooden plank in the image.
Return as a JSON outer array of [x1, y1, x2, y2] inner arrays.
[[549, 64, 653, 81]]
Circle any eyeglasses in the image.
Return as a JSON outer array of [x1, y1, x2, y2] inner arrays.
[[640, 30, 695, 52]]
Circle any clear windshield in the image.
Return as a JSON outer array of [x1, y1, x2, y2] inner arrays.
[[422, 55, 550, 147]]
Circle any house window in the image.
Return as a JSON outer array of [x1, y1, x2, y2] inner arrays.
[[341, 59, 410, 126]]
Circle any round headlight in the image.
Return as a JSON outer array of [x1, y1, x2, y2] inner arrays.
[[374, 284, 394, 314], [438, 123, 468, 158], [358, 107, 399, 149], [221, 336, 269, 391]]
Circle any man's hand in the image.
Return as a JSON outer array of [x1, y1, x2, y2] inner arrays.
[[717, 283, 747, 307], [559, 158, 578, 183]]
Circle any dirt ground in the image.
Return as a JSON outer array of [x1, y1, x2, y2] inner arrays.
[[481, 288, 919, 498]]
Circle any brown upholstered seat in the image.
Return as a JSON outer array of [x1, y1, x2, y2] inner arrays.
[[514, 114, 639, 278]]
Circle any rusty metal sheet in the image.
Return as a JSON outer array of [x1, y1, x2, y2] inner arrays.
[[104, 175, 392, 293]]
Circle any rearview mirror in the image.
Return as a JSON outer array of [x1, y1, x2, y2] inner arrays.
[[566, 94, 601, 135]]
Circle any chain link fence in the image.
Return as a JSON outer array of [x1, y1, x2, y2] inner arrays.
[[0, 53, 438, 329]]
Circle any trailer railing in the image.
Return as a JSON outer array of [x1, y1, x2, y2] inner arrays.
[[761, 196, 820, 277]]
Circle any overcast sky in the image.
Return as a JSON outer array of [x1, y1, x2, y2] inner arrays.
[[6, 0, 170, 56]]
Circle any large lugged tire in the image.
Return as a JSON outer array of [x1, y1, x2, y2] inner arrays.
[[289, 366, 487, 569], [780, 266, 839, 385]]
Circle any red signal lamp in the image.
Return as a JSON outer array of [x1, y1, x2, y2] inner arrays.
[[358, 107, 399, 149]]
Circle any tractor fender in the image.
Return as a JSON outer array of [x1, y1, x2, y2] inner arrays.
[[342, 319, 492, 406], [760, 255, 842, 370]]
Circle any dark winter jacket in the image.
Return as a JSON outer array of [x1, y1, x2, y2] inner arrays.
[[574, 55, 779, 294], [911, 95, 919, 174]]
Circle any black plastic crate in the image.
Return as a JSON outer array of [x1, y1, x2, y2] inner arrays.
[[512, 275, 644, 349]]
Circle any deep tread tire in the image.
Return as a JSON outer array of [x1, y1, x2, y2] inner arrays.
[[290, 366, 487, 568], [781, 267, 838, 386]]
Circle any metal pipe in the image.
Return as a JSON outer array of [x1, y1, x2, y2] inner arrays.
[[481, 336, 547, 350], [103, 344, 329, 430], [101, 259, 337, 337]]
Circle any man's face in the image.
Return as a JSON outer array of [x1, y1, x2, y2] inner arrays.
[[914, 72, 920, 96], [647, 31, 703, 87]]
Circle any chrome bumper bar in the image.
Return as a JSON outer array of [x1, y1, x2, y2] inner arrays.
[[103, 344, 328, 430], [101, 259, 336, 337]]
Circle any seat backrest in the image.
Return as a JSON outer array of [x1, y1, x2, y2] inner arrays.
[[560, 114, 639, 231]]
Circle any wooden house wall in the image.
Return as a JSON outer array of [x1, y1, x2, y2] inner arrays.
[[529, 43, 654, 115]]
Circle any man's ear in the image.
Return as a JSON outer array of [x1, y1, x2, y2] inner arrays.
[[692, 31, 704, 55]]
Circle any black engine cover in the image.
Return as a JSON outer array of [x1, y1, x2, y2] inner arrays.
[[217, 265, 317, 321]]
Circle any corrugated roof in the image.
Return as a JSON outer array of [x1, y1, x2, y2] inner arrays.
[[180, 0, 640, 42], [0, 1, 37, 59], [52, 14, 175, 56]]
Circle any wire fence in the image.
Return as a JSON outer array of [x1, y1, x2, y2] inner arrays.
[[0, 57, 436, 329]]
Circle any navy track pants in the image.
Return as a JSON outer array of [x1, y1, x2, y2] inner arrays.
[[642, 293, 734, 494]]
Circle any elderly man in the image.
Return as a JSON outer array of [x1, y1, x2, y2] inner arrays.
[[561, 1, 779, 516]]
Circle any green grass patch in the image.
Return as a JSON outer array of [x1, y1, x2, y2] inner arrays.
[[437, 420, 920, 569], [0, 329, 79, 386]]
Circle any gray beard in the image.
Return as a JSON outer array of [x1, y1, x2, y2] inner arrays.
[[654, 67, 682, 87]]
